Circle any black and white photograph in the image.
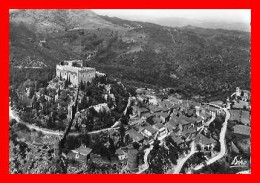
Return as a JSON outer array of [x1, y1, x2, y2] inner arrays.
[[9, 9, 251, 174]]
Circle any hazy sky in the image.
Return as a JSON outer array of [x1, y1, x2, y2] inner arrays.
[[93, 9, 251, 24]]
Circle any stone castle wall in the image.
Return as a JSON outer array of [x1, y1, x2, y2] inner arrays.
[[78, 69, 96, 84], [56, 65, 96, 86]]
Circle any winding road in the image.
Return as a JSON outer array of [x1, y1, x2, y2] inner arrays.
[[136, 145, 154, 174], [9, 106, 63, 136], [193, 104, 230, 171], [9, 106, 118, 136]]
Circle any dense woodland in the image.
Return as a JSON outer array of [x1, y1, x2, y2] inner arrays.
[[10, 10, 251, 101]]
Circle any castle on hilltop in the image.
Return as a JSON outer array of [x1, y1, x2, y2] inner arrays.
[[56, 60, 96, 86]]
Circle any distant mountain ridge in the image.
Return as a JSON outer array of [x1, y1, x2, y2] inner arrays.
[[9, 10, 251, 100], [139, 17, 250, 32]]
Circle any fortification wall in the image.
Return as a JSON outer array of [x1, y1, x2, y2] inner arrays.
[[56, 65, 96, 86], [78, 69, 96, 84]]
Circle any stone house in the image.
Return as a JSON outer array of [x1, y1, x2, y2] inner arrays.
[[132, 106, 149, 118], [195, 133, 217, 151], [141, 125, 157, 138], [67, 145, 92, 162], [156, 111, 170, 123], [126, 129, 144, 143]]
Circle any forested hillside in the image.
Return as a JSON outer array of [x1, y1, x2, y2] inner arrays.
[[10, 10, 251, 100]]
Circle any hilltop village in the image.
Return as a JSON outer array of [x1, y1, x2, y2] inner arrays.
[[9, 60, 251, 174]]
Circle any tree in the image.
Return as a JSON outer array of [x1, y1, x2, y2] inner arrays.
[[214, 141, 221, 152], [79, 80, 85, 90], [119, 123, 125, 146], [148, 140, 172, 173]]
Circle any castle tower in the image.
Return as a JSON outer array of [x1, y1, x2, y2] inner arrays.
[[236, 87, 241, 97], [56, 60, 96, 87]]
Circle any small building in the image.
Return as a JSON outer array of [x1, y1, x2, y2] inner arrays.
[[191, 116, 204, 127], [141, 125, 157, 138], [178, 115, 193, 130], [132, 106, 149, 117], [169, 132, 184, 147], [68, 146, 92, 161], [156, 111, 170, 123], [126, 129, 144, 143], [115, 148, 127, 161], [166, 118, 179, 131], [152, 123, 164, 131], [93, 103, 110, 113], [147, 116, 162, 125], [195, 134, 217, 151], [141, 112, 155, 120], [153, 123, 168, 140]]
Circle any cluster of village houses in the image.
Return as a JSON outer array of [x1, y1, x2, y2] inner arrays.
[[123, 89, 220, 157], [68, 89, 224, 166]]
